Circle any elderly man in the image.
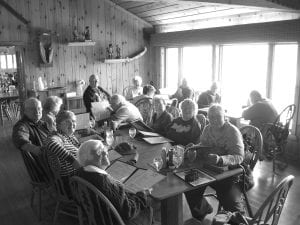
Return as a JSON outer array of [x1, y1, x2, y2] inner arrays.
[[126, 76, 143, 100], [77, 140, 153, 225], [185, 104, 245, 221], [109, 94, 142, 129], [197, 81, 221, 109], [132, 84, 156, 105], [12, 97, 50, 154], [83, 74, 111, 118], [242, 90, 278, 131]]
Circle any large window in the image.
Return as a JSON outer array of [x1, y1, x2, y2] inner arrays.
[[0, 54, 17, 70], [182, 46, 213, 91], [271, 44, 298, 113], [221, 44, 269, 112], [165, 48, 179, 92]]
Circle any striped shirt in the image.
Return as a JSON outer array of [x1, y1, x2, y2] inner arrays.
[[46, 131, 80, 177]]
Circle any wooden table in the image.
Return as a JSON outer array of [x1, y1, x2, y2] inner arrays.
[[0, 92, 19, 101], [112, 130, 243, 225]]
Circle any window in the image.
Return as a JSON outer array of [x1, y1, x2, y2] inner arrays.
[[271, 44, 298, 113], [220, 44, 269, 113], [182, 46, 213, 92], [165, 48, 179, 92], [0, 54, 17, 70]]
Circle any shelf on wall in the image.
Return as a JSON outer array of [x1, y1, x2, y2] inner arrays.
[[101, 47, 147, 64], [67, 41, 96, 47]]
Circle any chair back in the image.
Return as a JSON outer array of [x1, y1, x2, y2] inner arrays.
[[249, 175, 294, 225], [70, 176, 126, 225], [123, 86, 133, 100], [21, 149, 50, 185], [135, 97, 153, 125], [240, 125, 263, 170], [269, 104, 296, 144], [43, 149, 72, 200]]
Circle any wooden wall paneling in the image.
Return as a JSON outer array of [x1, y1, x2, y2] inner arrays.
[[134, 19, 140, 79], [118, 1, 148, 10], [7, 0, 19, 42], [0, 0, 10, 41], [77, 0, 86, 86], [115, 5, 123, 94], [104, 1, 112, 93], [110, 5, 117, 94], [121, 12, 129, 92], [18, 0, 29, 43], [97, 0, 107, 89], [90, 0, 99, 75], [84, 0, 93, 80], [127, 16, 135, 87]]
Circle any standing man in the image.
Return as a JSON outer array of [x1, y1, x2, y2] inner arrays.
[[83, 74, 111, 118]]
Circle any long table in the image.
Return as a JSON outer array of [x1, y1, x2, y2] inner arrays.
[[112, 130, 243, 225]]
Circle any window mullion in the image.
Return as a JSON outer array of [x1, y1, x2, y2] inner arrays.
[[266, 43, 274, 99]]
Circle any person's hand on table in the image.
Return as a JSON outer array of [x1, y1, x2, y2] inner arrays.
[[207, 153, 222, 165]]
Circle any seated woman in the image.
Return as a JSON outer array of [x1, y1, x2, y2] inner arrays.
[[166, 99, 201, 146], [126, 76, 143, 100], [42, 96, 63, 132], [46, 110, 81, 195], [150, 97, 173, 136], [170, 78, 194, 103], [77, 140, 153, 225]]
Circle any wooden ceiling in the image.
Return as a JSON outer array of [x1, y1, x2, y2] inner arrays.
[[111, 0, 300, 32]]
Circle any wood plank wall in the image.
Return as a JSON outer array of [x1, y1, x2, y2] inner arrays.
[[0, 0, 153, 96]]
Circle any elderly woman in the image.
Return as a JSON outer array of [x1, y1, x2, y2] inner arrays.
[[166, 99, 201, 146], [184, 104, 245, 221], [46, 110, 81, 195], [126, 76, 143, 100], [42, 96, 63, 132], [150, 97, 173, 136], [77, 140, 153, 225]]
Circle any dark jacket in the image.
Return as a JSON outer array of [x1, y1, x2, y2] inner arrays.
[[197, 90, 221, 109], [83, 85, 111, 117], [151, 111, 173, 136]]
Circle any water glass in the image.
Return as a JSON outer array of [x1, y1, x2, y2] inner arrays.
[[153, 157, 163, 172], [129, 128, 136, 139], [187, 149, 197, 164], [106, 135, 114, 148]]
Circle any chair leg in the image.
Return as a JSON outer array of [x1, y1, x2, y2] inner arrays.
[[53, 201, 61, 225], [38, 188, 42, 221], [77, 205, 84, 225], [243, 192, 253, 218], [30, 188, 35, 209]]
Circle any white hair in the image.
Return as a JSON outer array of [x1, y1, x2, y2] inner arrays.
[[133, 75, 142, 84], [180, 98, 198, 115], [78, 140, 105, 166], [208, 104, 225, 117], [24, 97, 41, 110], [111, 94, 126, 105]]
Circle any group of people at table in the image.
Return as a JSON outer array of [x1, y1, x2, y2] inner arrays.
[[12, 74, 279, 225]]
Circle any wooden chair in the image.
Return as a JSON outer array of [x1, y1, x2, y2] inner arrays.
[[248, 175, 294, 225], [70, 176, 126, 225], [166, 98, 181, 119], [20, 149, 52, 220], [135, 97, 153, 125], [239, 125, 264, 217], [44, 150, 83, 225], [264, 104, 296, 173]]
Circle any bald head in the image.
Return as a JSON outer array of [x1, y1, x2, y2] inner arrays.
[[110, 94, 126, 111], [78, 140, 110, 169], [89, 74, 99, 88], [208, 104, 225, 129], [210, 81, 219, 94], [24, 98, 42, 123]]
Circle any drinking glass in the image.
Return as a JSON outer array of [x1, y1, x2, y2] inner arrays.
[[106, 135, 114, 149], [173, 152, 183, 169], [105, 128, 113, 138], [187, 149, 197, 165], [89, 118, 96, 129], [153, 157, 163, 172], [129, 127, 136, 148]]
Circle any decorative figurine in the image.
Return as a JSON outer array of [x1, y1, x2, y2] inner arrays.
[[84, 26, 91, 41], [106, 44, 113, 59], [116, 45, 121, 59], [73, 27, 79, 41]]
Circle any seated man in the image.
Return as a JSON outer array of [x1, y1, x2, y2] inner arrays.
[[132, 84, 156, 105], [12, 97, 50, 154], [170, 78, 194, 103], [242, 90, 278, 131], [166, 99, 201, 146], [197, 81, 221, 109], [109, 94, 143, 129], [83, 74, 111, 118], [185, 104, 245, 221], [126, 76, 143, 100], [77, 140, 153, 225]]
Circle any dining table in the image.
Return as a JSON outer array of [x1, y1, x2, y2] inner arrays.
[[107, 128, 244, 225]]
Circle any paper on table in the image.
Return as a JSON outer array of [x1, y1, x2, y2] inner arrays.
[[91, 100, 111, 121], [76, 113, 90, 130], [143, 136, 173, 144], [108, 150, 122, 162], [106, 161, 136, 183], [124, 169, 165, 193], [138, 131, 161, 137]]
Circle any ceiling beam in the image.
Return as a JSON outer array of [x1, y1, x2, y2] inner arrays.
[[0, 0, 30, 25], [113, 0, 297, 10]]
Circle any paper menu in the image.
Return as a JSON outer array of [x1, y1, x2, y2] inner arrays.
[[124, 169, 165, 193], [106, 161, 136, 183], [91, 100, 111, 121], [138, 131, 160, 137], [108, 150, 122, 162], [143, 136, 173, 144]]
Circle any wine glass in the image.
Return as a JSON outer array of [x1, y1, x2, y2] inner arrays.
[[106, 135, 114, 149], [89, 118, 96, 129], [153, 157, 163, 172], [187, 149, 197, 165], [129, 128, 136, 148]]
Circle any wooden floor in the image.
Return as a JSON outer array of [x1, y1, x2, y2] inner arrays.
[[1, 119, 300, 225]]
